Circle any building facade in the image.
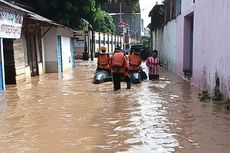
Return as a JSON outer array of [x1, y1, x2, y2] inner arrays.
[[0, 0, 76, 91], [149, 0, 230, 99]]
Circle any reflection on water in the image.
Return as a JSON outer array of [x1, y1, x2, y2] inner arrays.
[[0, 60, 229, 153]]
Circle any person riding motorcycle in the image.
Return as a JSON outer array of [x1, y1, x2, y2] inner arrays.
[[128, 50, 142, 72], [97, 45, 111, 74], [110, 47, 131, 91]]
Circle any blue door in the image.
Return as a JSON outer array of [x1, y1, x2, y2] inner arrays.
[[0, 39, 4, 90], [57, 35, 63, 74], [70, 38, 76, 68]]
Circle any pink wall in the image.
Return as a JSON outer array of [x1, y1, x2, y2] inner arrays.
[[176, 1, 195, 77], [176, 0, 230, 98], [193, 0, 230, 97]]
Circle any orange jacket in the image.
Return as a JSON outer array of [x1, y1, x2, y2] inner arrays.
[[97, 53, 110, 69], [128, 53, 142, 71], [110, 52, 128, 75]]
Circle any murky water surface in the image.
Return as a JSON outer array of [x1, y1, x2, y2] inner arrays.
[[0, 60, 230, 153]]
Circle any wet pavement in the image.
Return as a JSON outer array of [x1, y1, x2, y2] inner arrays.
[[0, 60, 230, 153]]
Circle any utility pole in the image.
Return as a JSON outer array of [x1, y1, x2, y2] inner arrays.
[[90, 29, 94, 61], [81, 18, 94, 61]]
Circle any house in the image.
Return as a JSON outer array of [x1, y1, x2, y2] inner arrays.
[[149, 0, 230, 99], [0, 0, 25, 89], [0, 0, 76, 91], [41, 25, 76, 74]]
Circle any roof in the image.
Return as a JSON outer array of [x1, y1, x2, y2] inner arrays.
[[149, 4, 164, 17], [148, 4, 165, 30]]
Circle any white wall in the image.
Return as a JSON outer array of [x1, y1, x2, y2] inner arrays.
[[181, 0, 195, 13], [61, 36, 72, 72], [153, 20, 177, 72], [58, 27, 74, 72], [42, 27, 58, 73]]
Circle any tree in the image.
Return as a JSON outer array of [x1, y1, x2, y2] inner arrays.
[[93, 8, 115, 33], [13, 0, 139, 32]]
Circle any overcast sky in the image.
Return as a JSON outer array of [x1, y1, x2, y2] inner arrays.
[[140, 0, 161, 28]]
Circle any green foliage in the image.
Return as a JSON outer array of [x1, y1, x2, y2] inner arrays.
[[14, 0, 138, 32], [198, 88, 223, 102], [93, 8, 115, 33], [212, 87, 223, 101], [225, 103, 230, 110], [198, 90, 211, 101], [141, 36, 150, 48]]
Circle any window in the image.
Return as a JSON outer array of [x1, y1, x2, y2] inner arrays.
[[75, 40, 84, 47], [176, 0, 181, 16], [164, 0, 181, 23]]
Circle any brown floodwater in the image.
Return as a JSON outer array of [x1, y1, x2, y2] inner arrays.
[[0, 60, 230, 153]]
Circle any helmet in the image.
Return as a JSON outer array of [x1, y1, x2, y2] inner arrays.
[[100, 45, 106, 52]]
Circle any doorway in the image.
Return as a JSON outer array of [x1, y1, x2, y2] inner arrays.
[[57, 35, 63, 73], [3, 39, 16, 84], [27, 34, 39, 77], [183, 13, 194, 79]]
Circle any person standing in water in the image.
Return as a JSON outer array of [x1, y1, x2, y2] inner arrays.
[[146, 50, 163, 80]]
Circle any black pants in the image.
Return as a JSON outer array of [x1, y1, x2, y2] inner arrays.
[[112, 73, 131, 91]]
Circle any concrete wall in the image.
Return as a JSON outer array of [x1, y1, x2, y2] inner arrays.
[[192, 0, 230, 98], [176, 0, 230, 98], [42, 27, 58, 73], [57, 27, 74, 72], [152, 20, 177, 72], [181, 0, 195, 13], [175, 0, 195, 77], [42, 27, 74, 73], [151, 0, 230, 98]]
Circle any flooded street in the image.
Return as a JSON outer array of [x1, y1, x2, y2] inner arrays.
[[0, 60, 230, 153]]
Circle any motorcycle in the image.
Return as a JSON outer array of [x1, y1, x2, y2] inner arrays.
[[129, 70, 147, 84], [93, 70, 112, 84]]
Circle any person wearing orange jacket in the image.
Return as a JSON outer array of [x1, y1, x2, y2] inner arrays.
[[97, 45, 111, 74], [110, 47, 131, 91], [128, 50, 142, 72]]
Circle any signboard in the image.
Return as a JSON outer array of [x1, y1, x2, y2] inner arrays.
[[0, 10, 23, 39]]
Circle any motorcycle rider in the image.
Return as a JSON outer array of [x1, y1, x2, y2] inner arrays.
[[97, 45, 111, 74], [128, 49, 142, 72]]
